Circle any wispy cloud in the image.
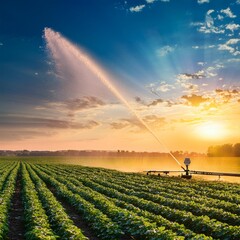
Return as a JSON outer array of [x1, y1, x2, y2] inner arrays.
[[190, 22, 203, 27], [130, 0, 170, 13], [176, 79, 200, 93], [41, 96, 107, 118], [197, 0, 209, 4], [143, 115, 166, 128], [177, 72, 205, 81], [182, 94, 210, 107], [197, 62, 206, 66], [218, 38, 240, 55], [146, 0, 170, 4], [147, 98, 164, 107], [217, 14, 224, 21], [218, 44, 235, 53], [110, 122, 128, 130], [156, 45, 175, 57], [175, 63, 224, 94], [215, 88, 239, 104], [157, 82, 175, 92], [0, 130, 55, 141], [197, 10, 225, 34], [220, 7, 236, 18], [0, 116, 100, 130], [110, 115, 167, 131], [192, 45, 215, 49], [146, 0, 156, 3], [121, 118, 144, 130], [65, 96, 105, 111], [227, 58, 240, 62], [129, 5, 145, 12], [226, 38, 240, 45], [226, 23, 240, 32], [134, 95, 174, 108], [135, 96, 146, 105]]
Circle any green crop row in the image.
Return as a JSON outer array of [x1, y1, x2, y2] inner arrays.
[[0, 162, 18, 192], [32, 164, 185, 240], [38, 164, 240, 239], [21, 163, 57, 239], [25, 164, 87, 240], [41, 164, 212, 239], [0, 160, 238, 240], [0, 163, 19, 239], [30, 165, 124, 240], [47, 164, 240, 221], [49, 163, 240, 204]]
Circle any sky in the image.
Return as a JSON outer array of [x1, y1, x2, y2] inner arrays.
[[0, 0, 240, 153]]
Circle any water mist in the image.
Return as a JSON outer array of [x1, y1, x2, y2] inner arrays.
[[44, 27, 182, 168]]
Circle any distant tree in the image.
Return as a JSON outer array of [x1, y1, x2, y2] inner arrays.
[[207, 143, 240, 157], [233, 143, 240, 157], [207, 146, 216, 157]]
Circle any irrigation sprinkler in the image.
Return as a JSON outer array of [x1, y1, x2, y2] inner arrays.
[[181, 158, 192, 179], [145, 157, 240, 180]]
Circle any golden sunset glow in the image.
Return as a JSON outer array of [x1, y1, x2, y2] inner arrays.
[[196, 121, 226, 140], [1, 1, 240, 154]]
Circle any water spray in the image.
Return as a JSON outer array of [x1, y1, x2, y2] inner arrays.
[[44, 27, 183, 169]]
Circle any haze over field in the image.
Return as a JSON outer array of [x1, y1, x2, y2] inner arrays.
[[0, 0, 240, 152]]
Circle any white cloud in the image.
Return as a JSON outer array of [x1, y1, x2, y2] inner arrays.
[[156, 45, 175, 57], [226, 38, 240, 45], [233, 51, 240, 56], [177, 64, 223, 84], [197, 10, 225, 34], [220, 7, 236, 18], [146, 0, 169, 4], [226, 23, 240, 32], [177, 71, 205, 82], [218, 44, 235, 53], [190, 22, 204, 27], [206, 10, 214, 28], [217, 14, 224, 20], [227, 58, 240, 62], [198, 0, 209, 4], [197, 62, 206, 66], [192, 45, 215, 49], [206, 9, 214, 15], [207, 45, 215, 48], [130, 4, 145, 12], [176, 75, 200, 92], [198, 26, 224, 34], [157, 82, 175, 92]]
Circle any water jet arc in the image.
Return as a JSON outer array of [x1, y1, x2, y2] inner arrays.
[[44, 27, 183, 168]]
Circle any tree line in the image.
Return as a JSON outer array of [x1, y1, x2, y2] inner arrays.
[[207, 143, 240, 157], [0, 149, 205, 157]]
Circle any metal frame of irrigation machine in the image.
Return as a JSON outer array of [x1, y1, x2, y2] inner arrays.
[[145, 158, 240, 179]]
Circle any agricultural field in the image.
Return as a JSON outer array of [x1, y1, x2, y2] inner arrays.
[[0, 159, 240, 239]]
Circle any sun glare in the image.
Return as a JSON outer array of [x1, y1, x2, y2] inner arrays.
[[196, 122, 226, 139]]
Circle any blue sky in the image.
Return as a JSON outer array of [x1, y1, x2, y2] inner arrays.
[[0, 0, 240, 151]]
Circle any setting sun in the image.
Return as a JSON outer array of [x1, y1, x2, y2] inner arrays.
[[196, 122, 226, 140]]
